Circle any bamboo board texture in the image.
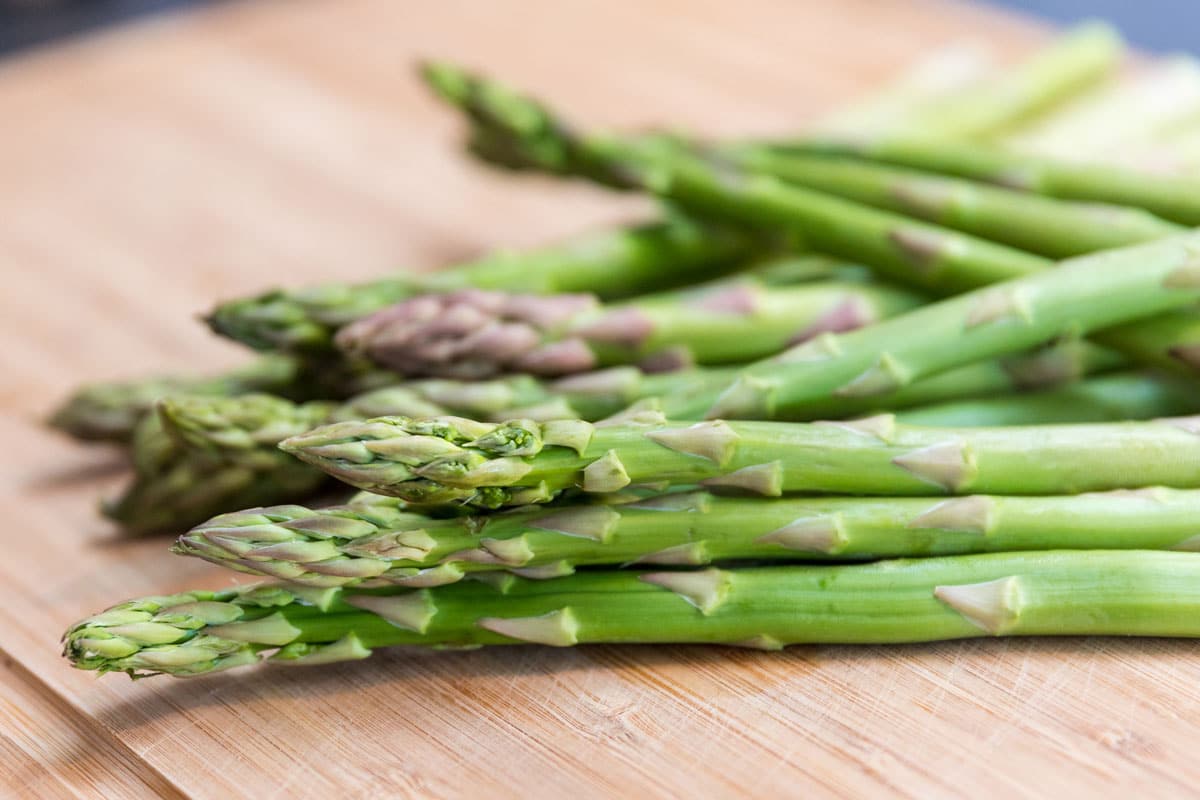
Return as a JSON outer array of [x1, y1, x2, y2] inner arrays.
[[2, 1, 1196, 797]]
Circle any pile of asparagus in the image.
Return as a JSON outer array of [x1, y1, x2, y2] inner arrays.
[[58, 24, 1200, 679]]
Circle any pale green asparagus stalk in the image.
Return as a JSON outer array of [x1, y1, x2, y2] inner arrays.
[[175, 486, 1200, 589], [1095, 313, 1200, 374], [1004, 56, 1200, 161], [161, 337, 1120, 454], [64, 551, 1200, 678], [885, 22, 1122, 140], [809, 41, 996, 138], [137, 344, 1131, 535], [280, 411, 1200, 509]]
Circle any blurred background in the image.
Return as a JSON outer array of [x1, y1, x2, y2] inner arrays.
[[1, 0, 1197, 54]]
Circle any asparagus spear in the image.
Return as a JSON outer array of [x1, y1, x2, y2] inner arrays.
[[280, 412, 1200, 509], [335, 276, 925, 379], [719, 149, 1183, 258], [175, 486, 1200, 588], [787, 137, 1200, 225], [64, 550, 1200, 678], [894, 370, 1199, 427], [206, 218, 758, 353]]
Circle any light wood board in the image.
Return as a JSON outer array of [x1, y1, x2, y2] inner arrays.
[[3, 1, 1195, 797]]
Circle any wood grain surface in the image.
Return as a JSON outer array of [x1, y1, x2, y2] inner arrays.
[[3, 1, 1195, 797]]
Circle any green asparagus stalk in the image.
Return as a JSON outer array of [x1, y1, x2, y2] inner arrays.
[[206, 218, 758, 353], [719, 149, 1183, 259], [894, 370, 1199, 427], [174, 486, 1200, 589], [786, 137, 1200, 225], [335, 274, 926, 379], [64, 551, 1200, 678], [792, 338, 1122, 420], [280, 411, 1200, 509]]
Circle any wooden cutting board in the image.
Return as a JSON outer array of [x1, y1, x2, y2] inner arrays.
[[3, 1, 1195, 797]]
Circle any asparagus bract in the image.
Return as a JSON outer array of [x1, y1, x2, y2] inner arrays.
[[176, 487, 1200, 588], [65, 551, 1200, 678], [281, 413, 1200, 509]]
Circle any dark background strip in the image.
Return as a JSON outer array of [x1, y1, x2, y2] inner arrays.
[[0, 0, 1194, 59]]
